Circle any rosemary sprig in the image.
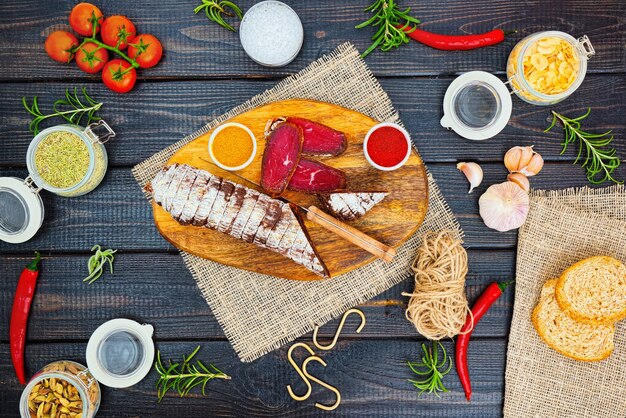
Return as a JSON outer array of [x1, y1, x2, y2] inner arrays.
[[83, 245, 117, 284], [407, 341, 452, 397], [155, 345, 230, 402], [545, 108, 622, 185], [355, 0, 420, 58], [22, 87, 103, 135], [194, 0, 243, 32]]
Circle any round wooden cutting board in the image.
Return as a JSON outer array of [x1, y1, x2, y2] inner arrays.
[[152, 99, 428, 280]]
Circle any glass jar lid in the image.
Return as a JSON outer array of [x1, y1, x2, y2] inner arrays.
[[441, 71, 512, 141], [86, 318, 155, 388], [0, 177, 44, 244]]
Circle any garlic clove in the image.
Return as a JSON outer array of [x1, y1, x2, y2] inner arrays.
[[520, 153, 544, 177], [504, 146, 536, 173], [457, 162, 483, 193], [479, 181, 530, 232], [507, 173, 530, 193]]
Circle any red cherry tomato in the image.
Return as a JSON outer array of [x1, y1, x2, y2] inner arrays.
[[69, 3, 103, 36], [75, 42, 109, 74], [128, 34, 163, 68], [102, 59, 137, 93], [45, 31, 79, 63], [101, 16, 136, 50]]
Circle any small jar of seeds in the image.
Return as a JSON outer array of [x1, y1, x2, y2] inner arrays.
[[25, 121, 115, 197], [506, 31, 595, 105], [19, 361, 101, 418]]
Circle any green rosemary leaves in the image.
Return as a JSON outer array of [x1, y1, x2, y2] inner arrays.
[[407, 341, 452, 397], [545, 108, 622, 185], [194, 0, 243, 32], [155, 345, 230, 402], [83, 245, 117, 284]]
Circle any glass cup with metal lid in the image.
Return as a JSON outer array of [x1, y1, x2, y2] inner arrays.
[[0, 120, 114, 244]]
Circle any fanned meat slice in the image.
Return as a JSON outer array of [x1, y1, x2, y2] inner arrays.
[[147, 165, 329, 278], [252, 200, 283, 247], [317, 191, 388, 221], [192, 176, 222, 226], [265, 202, 294, 250], [162, 164, 190, 213], [206, 181, 236, 229], [170, 169, 198, 221], [179, 171, 212, 225], [287, 158, 346, 193], [230, 189, 260, 240], [147, 164, 177, 204], [283, 117, 347, 156], [241, 194, 272, 243], [217, 184, 247, 234], [261, 122, 302, 196]]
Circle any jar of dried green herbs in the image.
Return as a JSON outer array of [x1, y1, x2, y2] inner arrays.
[[26, 121, 115, 197]]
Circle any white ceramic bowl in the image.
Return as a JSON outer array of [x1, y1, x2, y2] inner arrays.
[[208, 122, 257, 171], [363, 122, 412, 171]]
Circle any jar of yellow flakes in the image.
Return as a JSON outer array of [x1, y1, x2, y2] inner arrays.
[[507, 31, 594, 105]]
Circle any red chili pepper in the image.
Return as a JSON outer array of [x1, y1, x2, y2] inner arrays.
[[10, 251, 41, 384], [456, 281, 509, 401], [400, 27, 512, 51]]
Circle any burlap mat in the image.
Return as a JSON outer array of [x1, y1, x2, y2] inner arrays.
[[504, 185, 626, 417], [132, 43, 460, 362]]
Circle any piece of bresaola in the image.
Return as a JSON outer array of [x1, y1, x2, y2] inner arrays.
[[317, 191, 388, 221], [287, 158, 347, 193], [261, 122, 302, 197], [270, 117, 347, 156]]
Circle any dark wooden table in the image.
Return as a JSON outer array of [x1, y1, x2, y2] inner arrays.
[[1, 1, 624, 416]]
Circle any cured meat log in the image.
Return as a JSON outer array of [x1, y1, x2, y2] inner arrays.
[[269, 117, 347, 156], [260, 122, 302, 197], [287, 158, 347, 193], [317, 191, 388, 221], [146, 164, 329, 278]]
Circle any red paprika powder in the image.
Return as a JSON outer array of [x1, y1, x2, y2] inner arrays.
[[365, 125, 409, 169]]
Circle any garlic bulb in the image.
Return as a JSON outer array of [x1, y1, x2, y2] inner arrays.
[[457, 162, 483, 193], [504, 146, 544, 176], [479, 181, 530, 232], [507, 173, 530, 193]]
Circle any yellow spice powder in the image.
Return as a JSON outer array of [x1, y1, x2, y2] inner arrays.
[[211, 126, 254, 167], [35, 131, 90, 188]]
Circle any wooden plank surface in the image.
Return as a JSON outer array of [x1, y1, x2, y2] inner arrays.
[[0, 0, 623, 80], [1, 75, 625, 166], [0, 340, 506, 418]]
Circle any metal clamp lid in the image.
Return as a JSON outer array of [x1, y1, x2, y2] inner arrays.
[[576, 35, 595, 60], [85, 120, 116, 144]]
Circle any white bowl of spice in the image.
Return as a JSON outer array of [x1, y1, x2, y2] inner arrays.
[[208, 122, 257, 171]]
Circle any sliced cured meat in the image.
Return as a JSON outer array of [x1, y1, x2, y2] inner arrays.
[[179, 171, 212, 225], [206, 181, 236, 229], [192, 176, 222, 226], [252, 200, 283, 247], [147, 165, 329, 278], [217, 184, 247, 234], [317, 191, 388, 221], [148, 164, 176, 203], [163, 164, 189, 212], [287, 158, 347, 193], [230, 189, 260, 240], [282, 117, 347, 156], [261, 122, 302, 196], [241, 194, 271, 243], [170, 169, 198, 221]]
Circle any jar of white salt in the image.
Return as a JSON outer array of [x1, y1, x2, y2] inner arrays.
[[239, 1, 304, 67]]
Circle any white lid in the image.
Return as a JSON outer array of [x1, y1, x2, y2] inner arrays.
[[440, 71, 512, 141], [0, 177, 44, 244], [86, 318, 155, 388], [239, 1, 304, 67]]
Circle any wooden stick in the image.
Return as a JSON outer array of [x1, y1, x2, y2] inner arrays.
[[305, 206, 397, 262]]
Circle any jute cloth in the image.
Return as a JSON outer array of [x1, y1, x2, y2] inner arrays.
[[504, 185, 626, 417], [132, 43, 460, 362]]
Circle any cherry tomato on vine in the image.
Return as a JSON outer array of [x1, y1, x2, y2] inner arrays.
[[102, 59, 137, 93], [45, 31, 79, 63], [75, 42, 109, 74], [101, 16, 136, 50], [69, 2, 103, 36], [128, 34, 163, 68]]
